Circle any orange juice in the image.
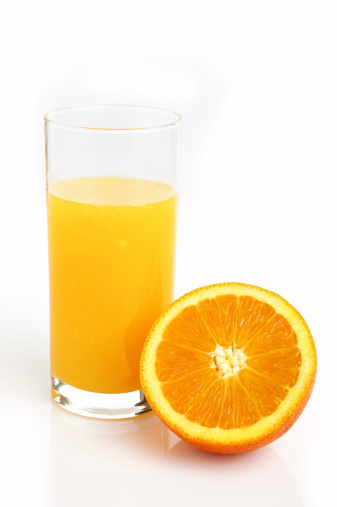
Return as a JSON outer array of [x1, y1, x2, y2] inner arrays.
[[47, 177, 177, 394]]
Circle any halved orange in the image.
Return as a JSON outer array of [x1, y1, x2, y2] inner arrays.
[[140, 283, 317, 454]]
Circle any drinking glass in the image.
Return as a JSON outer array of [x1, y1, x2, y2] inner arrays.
[[44, 105, 181, 418]]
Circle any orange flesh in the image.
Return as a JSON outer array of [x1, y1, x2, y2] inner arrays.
[[155, 295, 301, 429]]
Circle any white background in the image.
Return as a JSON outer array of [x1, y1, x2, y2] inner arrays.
[[0, 1, 336, 506]]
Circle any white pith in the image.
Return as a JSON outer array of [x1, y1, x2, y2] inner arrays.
[[211, 344, 247, 378]]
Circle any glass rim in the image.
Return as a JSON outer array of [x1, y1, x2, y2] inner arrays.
[[44, 104, 182, 132]]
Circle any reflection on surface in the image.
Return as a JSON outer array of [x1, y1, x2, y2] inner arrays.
[[163, 441, 305, 507], [51, 404, 178, 507], [51, 403, 304, 507]]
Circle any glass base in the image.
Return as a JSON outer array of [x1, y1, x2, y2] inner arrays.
[[51, 376, 152, 419]]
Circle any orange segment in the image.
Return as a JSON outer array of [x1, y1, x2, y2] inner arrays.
[[155, 341, 212, 383], [196, 295, 239, 348], [161, 368, 219, 415], [246, 347, 301, 387], [140, 283, 317, 454], [218, 376, 260, 429], [163, 305, 216, 352], [238, 369, 288, 417]]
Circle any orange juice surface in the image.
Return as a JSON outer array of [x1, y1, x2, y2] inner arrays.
[[47, 177, 177, 393]]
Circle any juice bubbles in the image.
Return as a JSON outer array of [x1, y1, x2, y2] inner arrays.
[[47, 177, 177, 394]]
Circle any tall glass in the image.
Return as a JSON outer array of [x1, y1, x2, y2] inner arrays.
[[44, 106, 181, 418]]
